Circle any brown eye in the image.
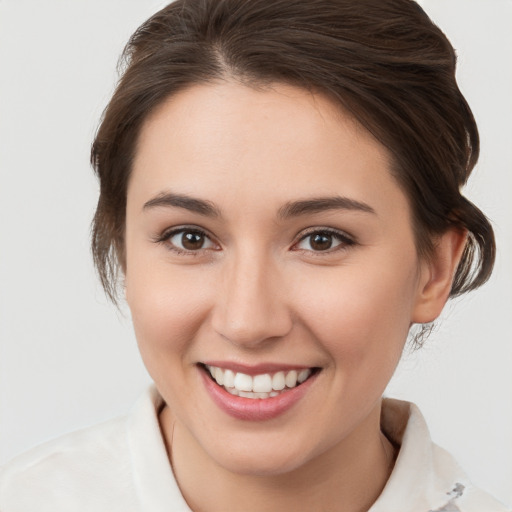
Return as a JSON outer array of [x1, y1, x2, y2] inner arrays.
[[181, 231, 205, 250], [295, 229, 354, 253], [168, 229, 215, 252], [310, 233, 333, 251]]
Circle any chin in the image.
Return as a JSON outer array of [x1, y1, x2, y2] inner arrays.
[[217, 452, 308, 477], [203, 432, 321, 477]]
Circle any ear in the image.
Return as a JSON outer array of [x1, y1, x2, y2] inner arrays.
[[412, 228, 468, 324]]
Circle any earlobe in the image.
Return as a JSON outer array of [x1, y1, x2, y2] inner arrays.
[[412, 228, 468, 324]]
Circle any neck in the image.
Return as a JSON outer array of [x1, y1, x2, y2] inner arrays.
[[160, 402, 396, 512]]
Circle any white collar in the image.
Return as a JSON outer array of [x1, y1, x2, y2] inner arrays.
[[126, 387, 506, 511], [127, 386, 191, 511], [371, 398, 469, 511]]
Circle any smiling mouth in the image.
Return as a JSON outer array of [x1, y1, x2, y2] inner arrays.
[[201, 364, 321, 399]]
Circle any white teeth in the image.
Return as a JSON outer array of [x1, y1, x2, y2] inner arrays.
[[253, 374, 272, 393], [214, 367, 224, 386], [223, 369, 235, 388], [298, 369, 311, 383], [239, 391, 272, 399], [234, 372, 253, 392], [272, 371, 286, 391], [285, 370, 298, 388], [205, 365, 314, 397]]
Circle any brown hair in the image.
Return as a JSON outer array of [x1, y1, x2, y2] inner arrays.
[[91, 0, 495, 304]]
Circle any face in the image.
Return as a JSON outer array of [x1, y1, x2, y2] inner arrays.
[[125, 82, 429, 476]]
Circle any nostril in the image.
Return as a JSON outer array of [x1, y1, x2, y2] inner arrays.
[[212, 310, 293, 348], [211, 268, 293, 347]]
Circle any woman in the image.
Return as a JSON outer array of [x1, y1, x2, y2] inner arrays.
[[0, 0, 509, 510]]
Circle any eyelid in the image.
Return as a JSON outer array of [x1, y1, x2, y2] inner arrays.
[[292, 227, 356, 253], [153, 224, 355, 255], [154, 225, 220, 254]]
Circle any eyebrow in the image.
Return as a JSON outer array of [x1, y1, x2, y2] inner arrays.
[[143, 192, 221, 217], [278, 196, 376, 219], [142, 192, 375, 219]]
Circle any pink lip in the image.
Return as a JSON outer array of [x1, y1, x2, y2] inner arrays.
[[200, 366, 319, 421], [202, 361, 313, 376]]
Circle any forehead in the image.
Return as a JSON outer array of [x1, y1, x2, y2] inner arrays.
[[129, 81, 406, 219]]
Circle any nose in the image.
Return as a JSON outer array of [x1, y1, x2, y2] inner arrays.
[[211, 251, 293, 348]]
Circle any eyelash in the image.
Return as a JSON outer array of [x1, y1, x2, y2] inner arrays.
[[293, 228, 356, 255], [154, 226, 218, 256], [154, 226, 356, 256]]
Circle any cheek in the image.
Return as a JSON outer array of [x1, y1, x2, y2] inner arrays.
[[125, 252, 212, 372], [294, 257, 418, 370]]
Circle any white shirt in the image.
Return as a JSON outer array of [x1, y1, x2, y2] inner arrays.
[[0, 387, 508, 511]]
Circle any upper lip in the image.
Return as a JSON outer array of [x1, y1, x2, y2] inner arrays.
[[201, 361, 317, 375]]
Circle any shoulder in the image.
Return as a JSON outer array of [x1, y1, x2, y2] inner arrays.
[[0, 386, 184, 512], [372, 398, 509, 512], [456, 484, 512, 512], [0, 414, 137, 511], [428, 444, 510, 512]]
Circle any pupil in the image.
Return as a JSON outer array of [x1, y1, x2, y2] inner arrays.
[[182, 232, 204, 250], [311, 233, 332, 251]]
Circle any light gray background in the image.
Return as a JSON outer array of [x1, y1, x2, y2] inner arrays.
[[1, 0, 511, 507]]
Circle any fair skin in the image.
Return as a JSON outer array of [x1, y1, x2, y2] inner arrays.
[[124, 82, 466, 512]]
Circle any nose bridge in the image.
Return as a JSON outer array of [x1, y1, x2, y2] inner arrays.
[[212, 246, 292, 347]]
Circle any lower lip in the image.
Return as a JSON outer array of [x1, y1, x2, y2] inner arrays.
[[200, 368, 318, 421]]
